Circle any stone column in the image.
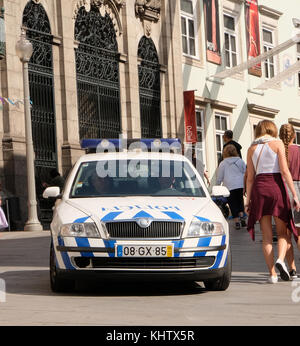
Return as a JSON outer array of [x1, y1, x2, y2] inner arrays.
[[56, 1, 84, 176], [121, 1, 142, 138], [161, 0, 184, 140], [1, 1, 28, 228]]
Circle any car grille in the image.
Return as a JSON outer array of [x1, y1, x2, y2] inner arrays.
[[73, 256, 216, 269], [105, 221, 184, 239]]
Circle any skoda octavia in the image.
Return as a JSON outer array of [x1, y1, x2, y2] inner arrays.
[[44, 139, 231, 292]]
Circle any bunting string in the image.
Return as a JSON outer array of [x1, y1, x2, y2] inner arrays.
[[0, 96, 33, 109]]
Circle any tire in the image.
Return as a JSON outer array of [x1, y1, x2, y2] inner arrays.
[[204, 247, 232, 291], [50, 242, 75, 293]]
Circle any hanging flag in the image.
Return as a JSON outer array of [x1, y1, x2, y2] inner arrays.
[[203, 0, 221, 65], [184, 91, 197, 144], [245, 0, 262, 77]]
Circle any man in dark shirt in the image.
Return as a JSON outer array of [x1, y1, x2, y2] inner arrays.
[[223, 130, 242, 159], [43, 169, 65, 192]]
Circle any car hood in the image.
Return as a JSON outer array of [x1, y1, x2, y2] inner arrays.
[[64, 196, 222, 224]]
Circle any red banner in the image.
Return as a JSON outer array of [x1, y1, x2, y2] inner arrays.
[[184, 91, 197, 144], [245, 0, 262, 76], [203, 0, 221, 65]]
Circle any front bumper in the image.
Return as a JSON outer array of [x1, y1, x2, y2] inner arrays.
[[55, 265, 228, 282], [53, 234, 228, 277]]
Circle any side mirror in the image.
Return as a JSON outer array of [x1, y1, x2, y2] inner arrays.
[[43, 186, 61, 199], [211, 185, 230, 198]]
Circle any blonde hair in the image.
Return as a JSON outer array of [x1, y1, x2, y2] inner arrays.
[[255, 120, 278, 139], [279, 123, 295, 164], [223, 144, 238, 158]]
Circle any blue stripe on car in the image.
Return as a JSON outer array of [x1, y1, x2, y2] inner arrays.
[[133, 211, 154, 219], [194, 216, 211, 222], [75, 237, 94, 257], [104, 240, 117, 258], [162, 211, 184, 220], [211, 235, 227, 269], [101, 211, 123, 222], [172, 240, 184, 257], [57, 236, 75, 270], [74, 216, 90, 223]]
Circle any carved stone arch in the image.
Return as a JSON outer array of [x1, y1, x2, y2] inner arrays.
[[24, 0, 56, 36], [73, 0, 124, 35]]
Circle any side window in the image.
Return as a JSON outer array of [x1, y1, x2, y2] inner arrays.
[[263, 28, 275, 79], [215, 113, 229, 163], [224, 14, 238, 68], [195, 108, 206, 164], [295, 129, 300, 145], [180, 0, 198, 58]]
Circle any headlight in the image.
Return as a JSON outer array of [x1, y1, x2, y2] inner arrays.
[[60, 222, 100, 238], [187, 218, 225, 237]]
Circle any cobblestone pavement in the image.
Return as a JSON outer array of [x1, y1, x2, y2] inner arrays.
[[0, 222, 299, 326]]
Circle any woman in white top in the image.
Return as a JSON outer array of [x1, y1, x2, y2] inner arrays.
[[246, 120, 300, 284], [217, 144, 246, 229]]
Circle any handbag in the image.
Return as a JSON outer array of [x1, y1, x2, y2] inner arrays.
[[0, 207, 8, 230]]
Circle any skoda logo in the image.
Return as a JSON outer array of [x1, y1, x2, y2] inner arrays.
[[136, 218, 152, 228]]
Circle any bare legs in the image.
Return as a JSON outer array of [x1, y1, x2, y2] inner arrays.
[[260, 215, 289, 277]]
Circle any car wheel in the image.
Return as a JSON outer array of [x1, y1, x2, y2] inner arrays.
[[50, 242, 75, 293], [204, 247, 232, 291]]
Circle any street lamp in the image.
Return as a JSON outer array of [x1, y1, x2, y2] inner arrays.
[[16, 29, 42, 232], [0, 8, 6, 60]]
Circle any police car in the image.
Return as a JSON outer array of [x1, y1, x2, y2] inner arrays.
[[43, 139, 231, 292]]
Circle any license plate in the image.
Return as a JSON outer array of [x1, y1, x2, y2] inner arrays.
[[116, 245, 174, 258]]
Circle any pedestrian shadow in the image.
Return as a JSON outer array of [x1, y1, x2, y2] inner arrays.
[[230, 273, 270, 285]]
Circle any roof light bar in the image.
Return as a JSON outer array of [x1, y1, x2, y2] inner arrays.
[[81, 138, 182, 153], [212, 33, 300, 80]]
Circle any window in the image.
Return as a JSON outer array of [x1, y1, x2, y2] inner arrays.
[[297, 43, 300, 89], [215, 113, 229, 163], [263, 28, 275, 79], [195, 108, 206, 164], [295, 129, 300, 145], [180, 0, 197, 57], [224, 14, 238, 68]]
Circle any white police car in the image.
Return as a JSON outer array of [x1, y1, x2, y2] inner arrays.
[[43, 139, 231, 292]]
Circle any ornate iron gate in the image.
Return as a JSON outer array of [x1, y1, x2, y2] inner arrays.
[[23, 0, 58, 227], [75, 6, 121, 139], [138, 36, 162, 138]]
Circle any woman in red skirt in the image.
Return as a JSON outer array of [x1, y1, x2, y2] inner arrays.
[[246, 120, 300, 283], [279, 123, 300, 279]]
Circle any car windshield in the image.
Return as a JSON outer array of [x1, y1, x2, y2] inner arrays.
[[70, 159, 205, 198]]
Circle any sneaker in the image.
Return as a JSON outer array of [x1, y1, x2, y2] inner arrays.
[[235, 222, 241, 230], [275, 259, 290, 281], [289, 270, 298, 280], [267, 275, 278, 284], [240, 218, 247, 227]]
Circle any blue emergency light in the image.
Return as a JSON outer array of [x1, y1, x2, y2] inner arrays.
[[81, 138, 182, 153]]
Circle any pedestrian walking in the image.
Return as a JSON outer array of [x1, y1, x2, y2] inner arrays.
[[245, 120, 300, 284], [0, 181, 8, 231], [192, 151, 210, 186], [217, 144, 246, 229], [223, 130, 242, 158], [279, 123, 300, 279], [43, 169, 65, 193]]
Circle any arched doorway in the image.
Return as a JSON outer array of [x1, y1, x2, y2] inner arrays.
[[138, 36, 162, 138], [22, 0, 58, 227], [75, 5, 121, 139]]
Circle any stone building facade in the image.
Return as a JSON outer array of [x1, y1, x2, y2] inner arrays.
[[0, 0, 184, 228], [180, 0, 300, 184]]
